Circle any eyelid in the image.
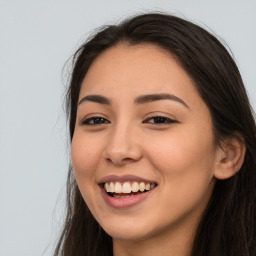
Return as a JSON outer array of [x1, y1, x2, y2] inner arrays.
[[78, 112, 178, 126], [143, 115, 177, 125], [79, 115, 111, 126], [143, 111, 178, 123]]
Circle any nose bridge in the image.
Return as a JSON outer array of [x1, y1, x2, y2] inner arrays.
[[104, 118, 141, 165]]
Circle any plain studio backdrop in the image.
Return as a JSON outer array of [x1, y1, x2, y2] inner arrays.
[[0, 0, 255, 255]]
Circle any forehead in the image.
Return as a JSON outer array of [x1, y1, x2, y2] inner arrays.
[[79, 43, 202, 109]]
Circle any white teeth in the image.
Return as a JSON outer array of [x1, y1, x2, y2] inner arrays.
[[123, 182, 132, 193], [109, 182, 115, 193], [115, 182, 122, 193], [145, 183, 150, 190], [104, 183, 110, 192], [104, 181, 156, 194], [131, 182, 139, 192], [139, 182, 145, 192]]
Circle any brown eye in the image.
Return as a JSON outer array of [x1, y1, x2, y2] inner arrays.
[[143, 116, 177, 124], [81, 117, 110, 125]]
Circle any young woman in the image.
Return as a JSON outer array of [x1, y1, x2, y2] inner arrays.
[[54, 13, 256, 256]]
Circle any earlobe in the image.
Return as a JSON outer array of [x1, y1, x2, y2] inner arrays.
[[214, 135, 246, 180]]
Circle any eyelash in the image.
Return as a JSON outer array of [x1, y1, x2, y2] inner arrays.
[[80, 117, 110, 125], [80, 116, 177, 126], [143, 116, 177, 124]]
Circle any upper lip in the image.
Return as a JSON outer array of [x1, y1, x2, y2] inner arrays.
[[98, 174, 157, 184]]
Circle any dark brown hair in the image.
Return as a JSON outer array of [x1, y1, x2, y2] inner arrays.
[[54, 13, 256, 256]]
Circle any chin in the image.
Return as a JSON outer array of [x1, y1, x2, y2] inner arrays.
[[107, 229, 150, 242], [101, 219, 154, 242]]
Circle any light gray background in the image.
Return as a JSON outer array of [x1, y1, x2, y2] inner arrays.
[[0, 0, 255, 255]]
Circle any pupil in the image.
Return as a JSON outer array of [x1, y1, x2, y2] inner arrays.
[[155, 117, 165, 123], [95, 118, 104, 124]]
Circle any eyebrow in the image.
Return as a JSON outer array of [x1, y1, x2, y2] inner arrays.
[[78, 93, 190, 109], [134, 93, 190, 109], [78, 95, 111, 105]]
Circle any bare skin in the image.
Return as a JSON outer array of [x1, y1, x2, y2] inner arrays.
[[71, 43, 245, 256]]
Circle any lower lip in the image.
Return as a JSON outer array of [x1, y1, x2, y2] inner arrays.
[[100, 186, 154, 208]]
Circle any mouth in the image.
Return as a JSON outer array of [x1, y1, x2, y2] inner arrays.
[[102, 181, 157, 198], [98, 175, 158, 208]]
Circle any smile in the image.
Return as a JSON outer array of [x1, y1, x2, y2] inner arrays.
[[99, 175, 158, 208], [104, 181, 156, 197]]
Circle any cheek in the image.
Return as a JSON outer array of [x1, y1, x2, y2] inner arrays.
[[71, 131, 106, 215], [145, 126, 216, 186], [71, 131, 102, 181], [143, 129, 216, 223]]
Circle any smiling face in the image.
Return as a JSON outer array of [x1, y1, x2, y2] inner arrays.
[[71, 43, 218, 246]]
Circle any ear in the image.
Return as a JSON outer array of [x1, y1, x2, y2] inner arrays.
[[214, 135, 246, 180]]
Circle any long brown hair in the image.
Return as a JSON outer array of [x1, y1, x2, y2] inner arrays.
[[54, 13, 256, 256]]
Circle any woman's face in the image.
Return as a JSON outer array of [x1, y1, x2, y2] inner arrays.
[[72, 43, 218, 242]]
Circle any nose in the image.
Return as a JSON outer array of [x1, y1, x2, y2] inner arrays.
[[104, 124, 142, 166]]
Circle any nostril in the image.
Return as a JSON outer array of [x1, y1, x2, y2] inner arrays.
[[122, 157, 135, 162], [105, 156, 135, 166], [104, 140, 142, 164]]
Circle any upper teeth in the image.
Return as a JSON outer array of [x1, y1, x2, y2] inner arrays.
[[104, 181, 156, 193]]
